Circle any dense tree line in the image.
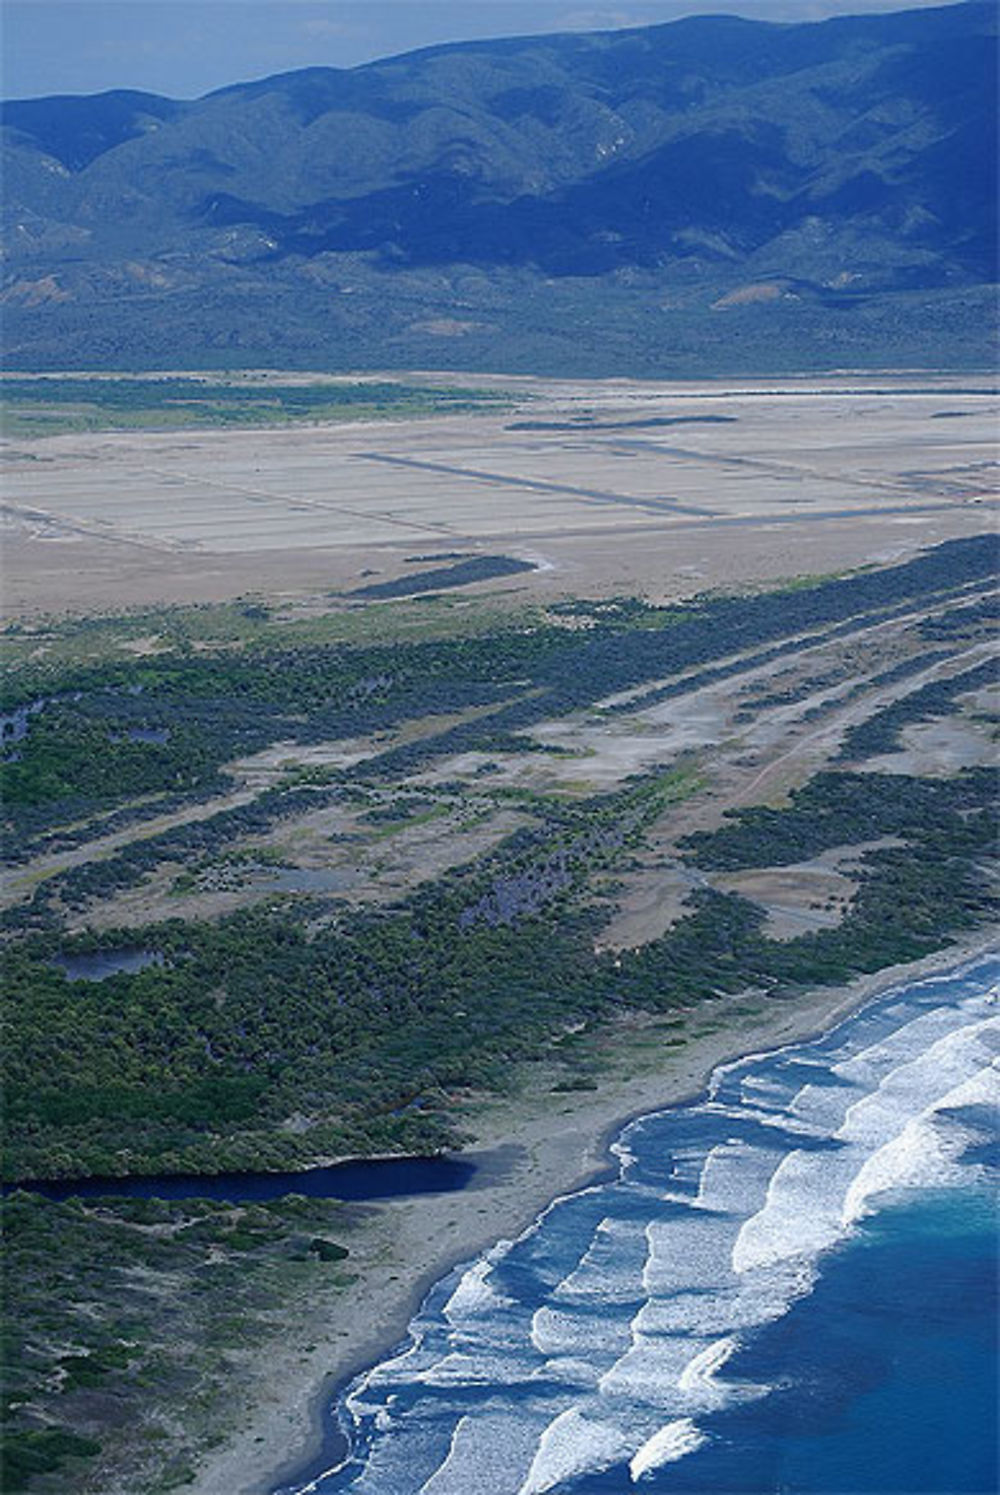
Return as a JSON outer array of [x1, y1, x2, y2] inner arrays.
[[834, 657, 997, 761], [919, 593, 1000, 640], [4, 535, 995, 863], [4, 763, 995, 1182]]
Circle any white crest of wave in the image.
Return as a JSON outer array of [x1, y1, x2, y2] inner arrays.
[[551, 1216, 647, 1305], [677, 1335, 738, 1393], [629, 1418, 709, 1481], [707, 1100, 824, 1140], [419, 1411, 542, 1495], [694, 1136, 785, 1215], [442, 1253, 514, 1322], [733, 1015, 999, 1275], [531, 1303, 616, 1358], [533, 1354, 602, 1387], [843, 1067, 998, 1224], [518, 1408, 630, 1494], [836, 1017, 998, 1148], [834, 1003, 989, 1095], [731, 1148, 845, 1274], [420, 1348, 535, 1386], [611, 1136, 636, 1166], [334, 961, 998, 1494]]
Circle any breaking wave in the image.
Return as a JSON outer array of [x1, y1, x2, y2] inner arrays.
[[277, 954, 999, 1494]]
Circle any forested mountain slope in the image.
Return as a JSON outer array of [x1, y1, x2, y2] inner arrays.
[[2, 1, 996, 371]]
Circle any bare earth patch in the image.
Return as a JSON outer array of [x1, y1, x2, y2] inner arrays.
[[860, 710, 998, 778], [3, 372, 996, 618], [713, 839, 905, 940]]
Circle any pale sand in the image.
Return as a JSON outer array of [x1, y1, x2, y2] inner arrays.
[[189, 930, 997, 1495]]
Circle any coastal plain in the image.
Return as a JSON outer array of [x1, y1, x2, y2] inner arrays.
[[2, 372, 998, 1495]]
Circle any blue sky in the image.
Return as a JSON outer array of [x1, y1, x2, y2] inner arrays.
[[4, 0, 966, 101]]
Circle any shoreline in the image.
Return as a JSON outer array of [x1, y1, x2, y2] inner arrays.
[[189, 930, 998, 1495]]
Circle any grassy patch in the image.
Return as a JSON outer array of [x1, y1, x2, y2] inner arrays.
[[0, 376, 507, 439]]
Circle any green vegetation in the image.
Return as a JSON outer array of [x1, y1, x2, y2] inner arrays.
[[834, 657, 997, 761], [3, 1428, 102, 1493], [919, 594, 1000, 641], [0, 376, 505, 438], [680, 767, 996, 871], [3, 1189, 365, 1491], [4, 762, 994, 1182], [2, 532, 988, 884], [3, 532, 997, 1489]]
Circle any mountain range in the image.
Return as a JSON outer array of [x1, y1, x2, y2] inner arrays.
[[2, 1, 996, 374]]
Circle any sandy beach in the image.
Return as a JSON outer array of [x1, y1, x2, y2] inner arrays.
[[187, 930, 997, 1495]]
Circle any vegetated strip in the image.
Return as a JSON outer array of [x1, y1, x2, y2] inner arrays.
[[3, 536, 995, 893]]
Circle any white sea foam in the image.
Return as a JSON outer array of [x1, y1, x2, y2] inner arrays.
[[442, 1254, 514, 1322], [419, 1412, 543, 1495], [788, 1078, 863, 1132], [843, 1067, 998, 1224], [732, 1018, 998, 1275], [533, 1354, 603, 1388], [320, 959, 1000, 1495], [550, 1217, 648, 1305], [418, 1347, 538, 1387], [611, 1137, 636, 1169], [629, 1418, 710, 1481], [676, 1335, 738, 1394], [837, 1017, 999, 1148], [834, 1003, 989, 1093], [518, 1408, 630, 1494], [643, 1212, 734, 1297], [717, 1103, 826, 1138], [694, 1138, 783, 1214], [342, 1418, 456, 1495], [732, 1148, 853, 1274], [531, 1303, 631, 1360]]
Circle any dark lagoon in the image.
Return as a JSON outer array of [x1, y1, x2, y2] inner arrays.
[[51, 948, 164, 982], [10, 1154, 479, 1206]]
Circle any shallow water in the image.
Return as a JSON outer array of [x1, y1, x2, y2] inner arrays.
[[51, 947, 164, 982], [259, 867, 358, 894], [277, 954, 999, 1495]]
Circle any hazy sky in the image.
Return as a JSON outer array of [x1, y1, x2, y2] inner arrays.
[[4, 0, 967, 101]]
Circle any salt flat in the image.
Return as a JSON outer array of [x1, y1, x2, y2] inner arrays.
[[3, 373, 996, 613]]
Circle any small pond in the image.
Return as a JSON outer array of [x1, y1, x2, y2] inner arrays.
[[259, 867, 357, 894], [51, 948, 165, 982]]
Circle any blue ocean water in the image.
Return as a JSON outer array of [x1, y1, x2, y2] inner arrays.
[[277, 955, 999, 1495]]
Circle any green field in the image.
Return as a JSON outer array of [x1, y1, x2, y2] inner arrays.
[[0, 375, 507, 438]]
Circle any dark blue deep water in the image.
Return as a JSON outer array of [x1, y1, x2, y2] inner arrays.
[[277, 955, 999, 1495], [14, 1155, 478, 1206]]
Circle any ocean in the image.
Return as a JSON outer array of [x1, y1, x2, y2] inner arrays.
[[277, 954, 999, 1495]]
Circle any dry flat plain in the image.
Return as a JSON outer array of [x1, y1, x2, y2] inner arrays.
[[2, 372, 997, 615]]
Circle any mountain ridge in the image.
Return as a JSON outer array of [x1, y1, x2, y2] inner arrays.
[[2, 1, 995, 374]]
